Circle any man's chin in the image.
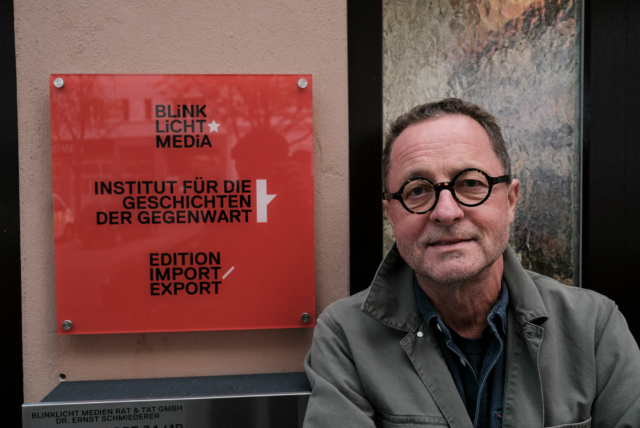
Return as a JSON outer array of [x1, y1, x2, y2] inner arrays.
[[416, 257, 488, 286], [418, 268, 481, 286]]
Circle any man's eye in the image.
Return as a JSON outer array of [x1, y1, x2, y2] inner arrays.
[[461, 179, 481, 188], [406, 186, 429, 198]]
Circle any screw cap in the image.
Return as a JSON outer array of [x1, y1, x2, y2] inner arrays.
[[62, 320, 73, 330]]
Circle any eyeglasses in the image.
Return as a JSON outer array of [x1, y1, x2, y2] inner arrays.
[[382, 168, 511, 214]]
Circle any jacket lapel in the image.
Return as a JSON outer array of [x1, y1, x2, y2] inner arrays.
[[361, 245, 423, 332], [502, 311, 545, 428], [502, 247, 548, 427], [401, 322, 474, 428]]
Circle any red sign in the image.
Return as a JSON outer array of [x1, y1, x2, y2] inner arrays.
[[50, 74, 315, 334]]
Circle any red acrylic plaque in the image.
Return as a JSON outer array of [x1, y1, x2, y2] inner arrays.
[[50, 74, 315, 334]]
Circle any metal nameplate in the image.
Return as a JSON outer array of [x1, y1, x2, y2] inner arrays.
[[23, 392, 310, 428]]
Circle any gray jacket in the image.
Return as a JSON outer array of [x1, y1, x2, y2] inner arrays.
[[304, 245, 640, 428]]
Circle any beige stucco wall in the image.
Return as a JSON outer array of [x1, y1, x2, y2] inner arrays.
[[15, 0, 349, 402]]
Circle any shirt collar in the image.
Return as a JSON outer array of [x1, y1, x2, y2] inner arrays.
[[414, 277, 509, 335]]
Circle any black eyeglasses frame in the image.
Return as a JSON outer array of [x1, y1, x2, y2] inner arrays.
[[382, 168, 512, 214]]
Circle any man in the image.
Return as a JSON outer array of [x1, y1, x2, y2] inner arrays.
[[304, 99, 640, 427]]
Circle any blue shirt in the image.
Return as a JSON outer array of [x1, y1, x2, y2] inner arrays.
[[414, 279, 508, 428]]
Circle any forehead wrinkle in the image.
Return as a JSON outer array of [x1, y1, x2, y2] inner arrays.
[[392, 141, 484, 182], [392, 121, 485, 163], [387, 114, 502, 189]]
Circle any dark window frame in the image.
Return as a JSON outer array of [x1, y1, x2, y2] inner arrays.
[[1, 0, 24, 424], [347, 0, 384, 295], [582, 0, 640, 339]]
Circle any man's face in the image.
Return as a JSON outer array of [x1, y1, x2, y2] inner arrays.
[[383, 114, 520, 285]]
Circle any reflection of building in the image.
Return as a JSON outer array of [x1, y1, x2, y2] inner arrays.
[[48, 76, 315, 345], [52, 194, 74, 240], [49, 76, 315, 324], [51, 81, 234, 244]]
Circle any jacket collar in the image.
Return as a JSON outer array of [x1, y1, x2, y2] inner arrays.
[[501, 244, 549, 325], [361, 244, 549, 331], [360, 244, 423, 332]]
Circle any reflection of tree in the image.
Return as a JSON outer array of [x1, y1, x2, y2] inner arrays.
[[448, 0, 575, 67], [154, 76, 313, 152], [51, 75, 127, 215], [154, 75, 314, 222]]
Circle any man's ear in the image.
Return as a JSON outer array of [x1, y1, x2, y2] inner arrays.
[[507, 179, 520, 224], [383, 200, 395, 230]]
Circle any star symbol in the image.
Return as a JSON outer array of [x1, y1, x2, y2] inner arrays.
[[207, 120, 221, 132]]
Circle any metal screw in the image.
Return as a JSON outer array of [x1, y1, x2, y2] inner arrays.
[[62, 320, 73, 331], [301, 313, 311, 323], [53, 78, 64, 88], [297, 78, 308, 89]]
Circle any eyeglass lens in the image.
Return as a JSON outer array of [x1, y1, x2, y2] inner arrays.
[[402, 170, 491, 212]]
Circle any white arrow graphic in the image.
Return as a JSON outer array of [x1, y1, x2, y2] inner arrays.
[[256, 179, 276, 223]]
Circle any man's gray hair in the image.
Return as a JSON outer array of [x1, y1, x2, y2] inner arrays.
[[382, 98, 511, 191]]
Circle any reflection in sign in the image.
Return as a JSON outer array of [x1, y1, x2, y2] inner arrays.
[[50, 74, 315, 334]]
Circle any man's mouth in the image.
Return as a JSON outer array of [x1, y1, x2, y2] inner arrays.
[[429, 238, 471, 246]]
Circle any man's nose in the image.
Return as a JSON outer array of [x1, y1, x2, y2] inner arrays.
[[429, 190, 464, 224]]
